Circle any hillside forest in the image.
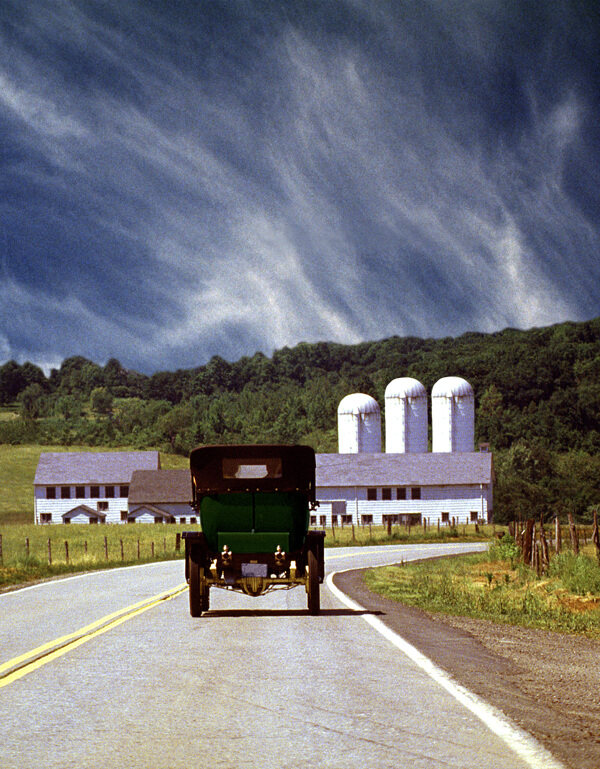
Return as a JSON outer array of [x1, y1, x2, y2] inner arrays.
[[2, 318, 600, 524]]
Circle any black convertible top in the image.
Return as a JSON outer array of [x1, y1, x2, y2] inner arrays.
[[189, 444, 316, 501]]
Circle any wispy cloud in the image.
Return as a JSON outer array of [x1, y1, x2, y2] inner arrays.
[[0, 0, 598, 372]]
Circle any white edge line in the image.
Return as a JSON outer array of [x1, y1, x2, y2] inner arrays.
[[326, 569, 566, 769]]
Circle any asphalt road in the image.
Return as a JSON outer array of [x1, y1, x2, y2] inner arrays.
[[0, 543, 563, 769]]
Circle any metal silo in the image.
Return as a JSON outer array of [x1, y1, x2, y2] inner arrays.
[[384, 378, 428, 453], [431, 377, 475, 452], [337, 393, 382, 454]]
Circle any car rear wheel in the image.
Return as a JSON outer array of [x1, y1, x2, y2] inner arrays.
[[189, 559, 206, 617], [307, 549, 320, 615]]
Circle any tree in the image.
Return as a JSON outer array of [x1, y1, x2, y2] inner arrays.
[[19, 383, 47, 420], [90, 387, 113, 416], [477, 385, 504, 447]]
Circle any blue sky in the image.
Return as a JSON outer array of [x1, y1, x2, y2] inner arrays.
[[1, 1, 599, 374]]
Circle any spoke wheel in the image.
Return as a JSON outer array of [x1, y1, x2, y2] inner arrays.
[[307, 549, 320, 615]]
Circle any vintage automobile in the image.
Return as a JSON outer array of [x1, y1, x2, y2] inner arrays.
[[183, 444, 325, 616]]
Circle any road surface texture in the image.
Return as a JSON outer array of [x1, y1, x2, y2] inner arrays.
[[0, 543, 566, 769], [335, 568, 600, 769]]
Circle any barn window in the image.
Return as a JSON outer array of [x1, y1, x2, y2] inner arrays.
[[319, 515, 327, 527], [97, 501, 108, 511], [61, 486, 71, 499], [396, 488, 406, 500], [46, 487, 56, 499], [190, 517, 197, 524], [341, 514, 353, 525], [119, 485, 129, 498], [411, 487, 421, 500], [40, 513, 52, 523], [105, 485, 115, 498], [180, 517, 186, 524], [310, 516, 317, 526], [367, 488, 377, 501], [361, 514, 373, 525], [120, 511, 128, 521], [89, 517, 98, 524], [470, 511, 478, 522], [76, 486, 85, 498], [90, 486, 100, 498], [441, 512, 449, 523], [381, 488, 392, 501]]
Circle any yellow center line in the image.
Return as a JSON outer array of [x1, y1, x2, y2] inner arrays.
[[0, 583, 188, 688]]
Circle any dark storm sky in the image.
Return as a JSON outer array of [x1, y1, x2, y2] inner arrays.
[[1, 0, 599, 373]]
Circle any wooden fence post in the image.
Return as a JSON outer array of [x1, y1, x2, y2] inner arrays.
[[120, 539, 124, 561], [64, 541, 69, 564], [522, 519, 534, 565], [592, 510, 600, 565], [568, 513, 579, 555], [47, 538, 52, 565], [175, 533, 181, 552], [104, 536, 108, 561], [84, 540, 88, 555], [151, 541, 155, 558], [539, 516, 549, 573], [554, 517, 561, 554], [0, 534, 3, 564], [387, 518, 392, 536], [137, 539, 140, 559], [25, 537, 30, 557]]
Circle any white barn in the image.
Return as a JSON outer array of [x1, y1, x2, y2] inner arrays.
[[313, 451, 493, 527], [34, 451, 160, 524], [128, 469, 196, 524]]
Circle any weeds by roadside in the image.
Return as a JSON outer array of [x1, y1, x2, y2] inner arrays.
[[364, 536, 600, 638]]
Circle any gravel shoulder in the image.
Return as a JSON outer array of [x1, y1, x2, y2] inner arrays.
[[333, 568, 600, 769]]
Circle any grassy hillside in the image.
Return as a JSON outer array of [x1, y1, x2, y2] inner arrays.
[[0, 445, 188, 525]]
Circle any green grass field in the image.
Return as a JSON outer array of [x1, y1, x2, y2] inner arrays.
[[0, 444, 188, 524]]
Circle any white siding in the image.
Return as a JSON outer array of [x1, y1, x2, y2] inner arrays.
[[316, 483, 490, 525], [35, 496, 128, 524], [317, 498, 487, 526]]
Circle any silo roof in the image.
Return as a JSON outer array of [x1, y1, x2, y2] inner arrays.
[[385, 377, 427, 399], [337, 393, 380, 415], [432, 376, 473, 397]]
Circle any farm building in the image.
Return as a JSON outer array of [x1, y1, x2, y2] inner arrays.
[[313, 450, 493, 527], [34, 451, 160, 524], [317, 376, 493, 527], [33, 374, 494, 526], [127, 469, 195, 524]]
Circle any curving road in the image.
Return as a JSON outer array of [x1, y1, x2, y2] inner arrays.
[[0, 543, 562, 769]]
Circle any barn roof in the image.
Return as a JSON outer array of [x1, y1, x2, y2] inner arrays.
[[34, 451, 160, 485], [129, 469, 191, 504], [315, 452, 493, 487]]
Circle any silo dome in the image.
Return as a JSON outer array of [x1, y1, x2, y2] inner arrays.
[[384, 378, 428, 453], [337, 393, 381, 454], [431, 376, 475, 452]]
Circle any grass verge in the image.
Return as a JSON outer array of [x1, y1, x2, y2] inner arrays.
[[0, 523, 199, 589], [364, 538, 600, 638]]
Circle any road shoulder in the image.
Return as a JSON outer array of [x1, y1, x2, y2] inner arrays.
[[333, 567, 600, 769]]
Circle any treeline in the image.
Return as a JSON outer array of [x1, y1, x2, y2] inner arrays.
[[2, 317, 600, 521]]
